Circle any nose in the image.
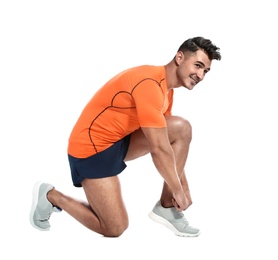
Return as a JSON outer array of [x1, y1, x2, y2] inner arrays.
[[197, 70, 205, 81]]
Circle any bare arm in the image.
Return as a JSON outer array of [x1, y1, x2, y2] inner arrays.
[[141, 127, 189, 211]]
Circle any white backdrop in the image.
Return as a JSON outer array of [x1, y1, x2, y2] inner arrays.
[[1, 0, 277, 259]]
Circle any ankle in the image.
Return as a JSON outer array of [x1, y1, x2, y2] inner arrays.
[[47, 188, 57, 206], [160, 199, 174, 208]]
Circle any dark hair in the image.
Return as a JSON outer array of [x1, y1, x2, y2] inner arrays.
[[178, 37, 221, 61]]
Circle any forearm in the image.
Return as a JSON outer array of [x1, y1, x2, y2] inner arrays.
[[180, 170, 192, 204], [150, 146, 183, 194], [141, 126, 190, 210]]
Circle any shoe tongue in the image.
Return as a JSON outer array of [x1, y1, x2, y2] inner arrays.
[[170, 207, 184, 219], [160, 206, 184, 219]]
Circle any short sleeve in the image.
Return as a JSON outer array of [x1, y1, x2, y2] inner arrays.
[[164, 90, 173, 116], [132, 79, 167, 128]]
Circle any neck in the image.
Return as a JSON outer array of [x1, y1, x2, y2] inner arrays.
[[164, 59, 179, 90]]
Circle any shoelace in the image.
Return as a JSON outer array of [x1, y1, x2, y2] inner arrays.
[[40, 207, 54, 222], [176, 211, 189, 226]]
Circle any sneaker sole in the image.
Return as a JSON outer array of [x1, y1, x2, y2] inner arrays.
[[29, 181, 50, 231], [149, 211, 200, 237]]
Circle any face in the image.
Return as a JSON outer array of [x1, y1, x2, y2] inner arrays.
[[175, 49, 211, 90]]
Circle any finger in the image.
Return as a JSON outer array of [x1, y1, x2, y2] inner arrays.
[[172, 198, 182, 211]]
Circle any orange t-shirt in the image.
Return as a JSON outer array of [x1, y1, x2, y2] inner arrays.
[[68, 65, 173, 158]]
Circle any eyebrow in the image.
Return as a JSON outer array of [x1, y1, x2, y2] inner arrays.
[[196, 61, 210, 71]]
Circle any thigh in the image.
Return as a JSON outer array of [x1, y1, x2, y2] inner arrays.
[[81, 176, 128, 234], [124, 128, 150, 161], [125, 115, 191, 161]]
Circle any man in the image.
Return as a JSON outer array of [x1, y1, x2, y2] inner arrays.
[[30, 36, 221, 237]]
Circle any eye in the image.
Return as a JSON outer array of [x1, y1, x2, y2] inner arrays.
[[195, 64, 201, 68]]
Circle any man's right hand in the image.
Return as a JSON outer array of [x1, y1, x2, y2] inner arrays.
[[172, 191, 190, 211]]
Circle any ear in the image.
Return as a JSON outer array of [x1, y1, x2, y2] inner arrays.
[[175, 51, 184, 65]]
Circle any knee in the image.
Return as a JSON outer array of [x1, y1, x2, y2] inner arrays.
[[102, 219, 129, 237], [180, 118, 192, 141], [167, 116, 192, 142]]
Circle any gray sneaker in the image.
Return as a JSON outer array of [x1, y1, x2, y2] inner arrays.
[[30, 181, 62, 231], [149, 201, 200, 237]]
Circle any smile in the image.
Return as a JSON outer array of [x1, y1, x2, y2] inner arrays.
[[190, 76, 198, 86]]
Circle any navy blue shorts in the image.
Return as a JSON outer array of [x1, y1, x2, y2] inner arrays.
[[68, 134, 131, 187]]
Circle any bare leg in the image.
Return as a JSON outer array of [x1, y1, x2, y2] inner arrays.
[[125, 115, 193, 208], [160, 116, 192, 208], [47, 176, 128, 237]]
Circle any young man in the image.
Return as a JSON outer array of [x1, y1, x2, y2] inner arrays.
[[30, 37, 221, 237]]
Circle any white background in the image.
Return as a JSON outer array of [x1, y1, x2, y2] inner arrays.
[[1, 0, 277, 259]]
